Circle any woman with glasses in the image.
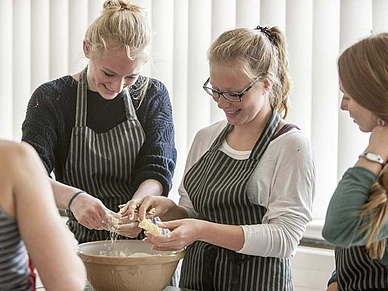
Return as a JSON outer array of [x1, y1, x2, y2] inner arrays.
[[128, 25, 316, 291], [322, 33, 388, 291]]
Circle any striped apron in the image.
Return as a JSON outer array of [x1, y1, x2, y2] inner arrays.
[[64, 68, 146, 243], [335, 246, 388, 290], [180, 110, 293, 291]]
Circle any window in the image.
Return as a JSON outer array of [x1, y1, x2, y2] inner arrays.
[[1, 0, 387, 222]]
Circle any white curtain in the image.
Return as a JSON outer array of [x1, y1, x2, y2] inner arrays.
[[2, 0, 388, 221]]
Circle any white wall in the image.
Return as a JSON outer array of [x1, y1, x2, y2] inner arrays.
[[291, 246, 335, 291]]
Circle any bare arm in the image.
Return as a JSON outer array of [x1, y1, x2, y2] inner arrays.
[[49, 179, 109, 230], [2, 142, 86, 291], [326, 282, 338, 291]]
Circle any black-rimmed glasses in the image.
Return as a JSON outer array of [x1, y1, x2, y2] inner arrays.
[[203, 76, 263, 102]]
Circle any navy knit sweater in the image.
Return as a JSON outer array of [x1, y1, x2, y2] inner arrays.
[[22, 75, 177, 197]]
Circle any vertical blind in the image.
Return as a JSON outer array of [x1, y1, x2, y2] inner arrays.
[[1, 0, 388, 220]]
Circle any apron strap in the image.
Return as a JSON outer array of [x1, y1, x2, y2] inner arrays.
[[207, 109, 281, 161], [250, 109, 280, 160], [123, 87, 138, 121], [75, 67, 88, 127]]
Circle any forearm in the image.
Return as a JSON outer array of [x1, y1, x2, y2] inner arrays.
[[49, 179, 84, 210], [198, 221, 245, 252], [239, 216, 306, 257], [132, 179, 163, 200], [160, 204, 189, 221]]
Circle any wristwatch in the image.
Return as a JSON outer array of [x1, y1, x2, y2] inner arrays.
[[358, 152, 385, 166]]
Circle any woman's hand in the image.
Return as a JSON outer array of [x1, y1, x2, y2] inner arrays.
[[143, 218, 204, 251], [326, 282, 338, 291], [69, 192, 111, 230], [118, 199, 142, 221], [137, 195, 176, 221], [114, 221, 142, 238]]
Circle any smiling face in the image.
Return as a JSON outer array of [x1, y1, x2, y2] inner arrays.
[[84, 42, 145, 100], [209, 63, 272, 128], [340, 79, 378, 132]]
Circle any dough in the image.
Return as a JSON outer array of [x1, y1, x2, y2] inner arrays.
[[138, 218, 162, 235]]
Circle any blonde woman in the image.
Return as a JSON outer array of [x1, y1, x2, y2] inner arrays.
[[323, 33, 388, 291], [135, 25, 316, 291], [22, 0, 176, 243], [0, 141, 86, 291]]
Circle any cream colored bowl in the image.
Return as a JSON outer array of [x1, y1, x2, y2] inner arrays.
[[77, 240, 185, 291]]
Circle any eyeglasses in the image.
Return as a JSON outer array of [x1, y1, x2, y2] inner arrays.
[[203, 76, 263, 102]]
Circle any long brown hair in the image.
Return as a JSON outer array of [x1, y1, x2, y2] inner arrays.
[[338, 32, 388, 259]]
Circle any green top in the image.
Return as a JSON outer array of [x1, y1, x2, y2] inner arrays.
[[322, 167, 388, 285]]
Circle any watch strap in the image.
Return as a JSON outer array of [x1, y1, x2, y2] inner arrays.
[[358, 152, 385, 166]]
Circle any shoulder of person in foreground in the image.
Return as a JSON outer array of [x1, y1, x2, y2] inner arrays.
[[0, 141, 86, 291]]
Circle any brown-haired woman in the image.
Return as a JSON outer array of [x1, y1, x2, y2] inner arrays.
[[322, 32, 388, 291]]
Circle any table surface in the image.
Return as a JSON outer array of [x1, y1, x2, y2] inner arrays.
[[38, 284, 194, 291]]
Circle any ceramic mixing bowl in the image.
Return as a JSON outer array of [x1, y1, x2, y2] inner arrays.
[[77, 240, 185, 291]]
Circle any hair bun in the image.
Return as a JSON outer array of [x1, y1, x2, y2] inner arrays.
[[103, 0, 140, 13]]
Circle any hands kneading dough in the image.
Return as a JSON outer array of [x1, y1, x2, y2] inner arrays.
[[105, 207, 163, 235]]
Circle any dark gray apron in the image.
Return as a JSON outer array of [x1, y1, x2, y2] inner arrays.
[[64, 68, 146, 243], [335, 246, 388, 290], [180, 110, 293, 291]]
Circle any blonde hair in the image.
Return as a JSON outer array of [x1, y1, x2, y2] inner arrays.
[[84, 0, 152, 103], [338, 32, 388, 259], [207, 26, 292, 118], [84, 0, 151, 61]]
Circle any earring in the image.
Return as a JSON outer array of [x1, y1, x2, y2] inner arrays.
[[377, 118, 386, 126]]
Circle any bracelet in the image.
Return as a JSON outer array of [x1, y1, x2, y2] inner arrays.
[[67, 190, 86, 212]]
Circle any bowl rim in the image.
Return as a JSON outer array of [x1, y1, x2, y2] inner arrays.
[[77, 240, 185, 262]]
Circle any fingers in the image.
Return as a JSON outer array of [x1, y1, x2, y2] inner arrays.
[[115, 222, 142, 238], [137, 196, 158, 221], [119, 199, 142, 222], [73, 197, 116, 230], [143, 233, 183, 252]]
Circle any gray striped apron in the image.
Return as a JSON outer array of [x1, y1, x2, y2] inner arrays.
[[64, 68, 145, 243], [180, 110, 293, 291], [335, 246, 388, 290]]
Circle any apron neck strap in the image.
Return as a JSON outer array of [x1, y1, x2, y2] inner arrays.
[[75, 67, 89, 127], [250, 109, 281, 160], [209, 109, 281, 161]]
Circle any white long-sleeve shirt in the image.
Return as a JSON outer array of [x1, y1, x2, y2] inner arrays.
[[179, 120, 316, 258]]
